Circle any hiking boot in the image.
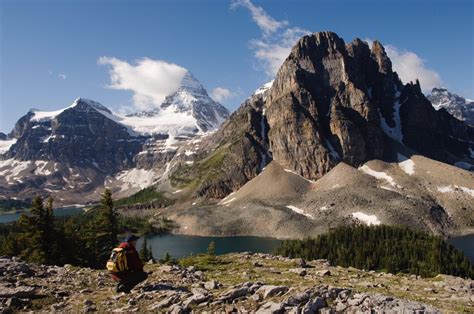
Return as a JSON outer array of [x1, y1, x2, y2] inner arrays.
[[116, 284, 127, 293]]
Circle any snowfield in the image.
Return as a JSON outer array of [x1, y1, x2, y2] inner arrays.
[[0, 138, 17, 154], [115, 168, 159, 191], [397, 153, 415, 175], [286, 205, 314, 219], [437, 185, 474, 197], [359, 165, 401, 188], [351, 212, 381, 226]]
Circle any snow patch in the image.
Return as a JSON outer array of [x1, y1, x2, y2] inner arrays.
[[0, 159, 32, 184], [115, 168, 158, 190], [359, 165, 401, 188], [286, 205, 313, 219], [0, 138, 17, 154], [34, 160, 53, 176], [437, 185, 474, 197], [397, 153, 415, 175], [172, 190, 183, 194], [220, 197, 236, 206], [325, 139, 340, 161], [379, 86, 404, 143], [283, 168, 314, 183], [352, 212, 381, 226]]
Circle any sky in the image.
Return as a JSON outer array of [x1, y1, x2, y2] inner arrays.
[[0, 0, 473, 133]]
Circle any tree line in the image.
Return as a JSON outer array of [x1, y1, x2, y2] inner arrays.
[[275, 225, 473, 279], [0, 189, 165, 268]]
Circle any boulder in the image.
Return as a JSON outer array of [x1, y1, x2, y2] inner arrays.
[[256, 285, 289, 299]]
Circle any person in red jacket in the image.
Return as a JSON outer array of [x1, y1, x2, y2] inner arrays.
[[110, 235, 148, 293]]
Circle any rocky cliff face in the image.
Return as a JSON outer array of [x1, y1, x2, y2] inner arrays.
[[168, 82, 271, 198], [175, 32, 473, 198], [427, 87, 474, 126], [266, 32, 472, 179], [6, 98, 146, 174]]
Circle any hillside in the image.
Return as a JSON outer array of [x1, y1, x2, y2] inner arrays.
[[1, 253, 472, 313]]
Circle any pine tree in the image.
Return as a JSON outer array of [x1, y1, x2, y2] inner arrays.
[[207, 241, 216, 261], [148, 244, 155, 262], [15, 196, 57, 264], [91, 189, 119, 267], [139, 237, 150, 262]]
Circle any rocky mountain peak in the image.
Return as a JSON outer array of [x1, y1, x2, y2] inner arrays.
[[427, 88, 474, 126], [183, 31, 473, 199]]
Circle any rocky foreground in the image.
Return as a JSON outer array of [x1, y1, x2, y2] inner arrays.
[[0, 253, 473, 313]]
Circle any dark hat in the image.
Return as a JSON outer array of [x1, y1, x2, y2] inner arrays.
[[125, 234, 140, 242]]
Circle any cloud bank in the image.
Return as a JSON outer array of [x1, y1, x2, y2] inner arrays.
[[385, 45, 442, 92], [211, 87, 236, 103], [98, 57, 187, 111], [235, 1, 443, 91], [232, 0, 310, 77]]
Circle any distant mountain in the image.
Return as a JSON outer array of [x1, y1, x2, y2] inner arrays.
[[122, 71, 229, 136], [0, 73, 229, 204], [427, 87, 474, 126]]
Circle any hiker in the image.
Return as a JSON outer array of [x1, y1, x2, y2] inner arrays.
[[108, 234, 148, 293]]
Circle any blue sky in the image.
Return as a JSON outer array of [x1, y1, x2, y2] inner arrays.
[[1, 0, 473, 133]]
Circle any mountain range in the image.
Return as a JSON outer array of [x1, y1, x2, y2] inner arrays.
[[427, 87, 474, 127], [0, 31, 473, 238]]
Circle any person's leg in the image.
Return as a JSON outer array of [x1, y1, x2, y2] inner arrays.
[[126, 272, 148, 291]]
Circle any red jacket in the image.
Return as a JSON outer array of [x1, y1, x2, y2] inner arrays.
[[110, 242, 143, 281], [119, 242, 143, 272]]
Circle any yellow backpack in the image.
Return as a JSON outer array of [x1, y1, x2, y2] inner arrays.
[[106, 247, 128, 272]]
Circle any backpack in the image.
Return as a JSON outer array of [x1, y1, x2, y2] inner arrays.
[[106, 247, 128, 272]]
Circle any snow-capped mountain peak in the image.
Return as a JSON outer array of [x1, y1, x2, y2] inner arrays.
[[128, 71, 229, 135], [427, 87, 474, 126]]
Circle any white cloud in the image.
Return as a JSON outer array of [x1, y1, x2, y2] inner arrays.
[[365, 38, 442, 92], [98, 57, 187, 111], [232, 0, 310, 77], [58, 73, 67, 80], [385, 45, 442, 92], [231, 0, 287, 36], [211, 87, 236, 103]]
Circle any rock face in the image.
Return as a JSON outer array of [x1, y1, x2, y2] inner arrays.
[[169, 83, 271, 198], [427, 87, 474, 126], [175, 31, 473, 198], [266, 32, 472, 179], [6, 98, 146, 174]]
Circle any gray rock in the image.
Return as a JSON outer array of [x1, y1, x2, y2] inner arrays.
[[289, 268, 307, 276], [148, 295, 179, 310], [256, 285, 289, 299], [286, 290, 311, 306], [204, 280, 219, 290], [302, 297, 326, 314], [0, 285, 37, 298], [256, 301, 285, 314], [218, 287, 249, 302], [316, 270, 331, 277]]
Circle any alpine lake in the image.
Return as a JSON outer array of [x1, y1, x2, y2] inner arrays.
[[1, 208, 472, 262]]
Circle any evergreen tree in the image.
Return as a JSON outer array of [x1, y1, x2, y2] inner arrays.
[[207, 241, 216, 258], [275, 225, 473, 278], [15, 196, 57, 264], [82, 189, 119, 268], [139, 237, 150, 262], [148, 244, 155, 262]]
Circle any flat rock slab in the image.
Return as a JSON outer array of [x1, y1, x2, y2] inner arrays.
[[0, 285, 37, 298]]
